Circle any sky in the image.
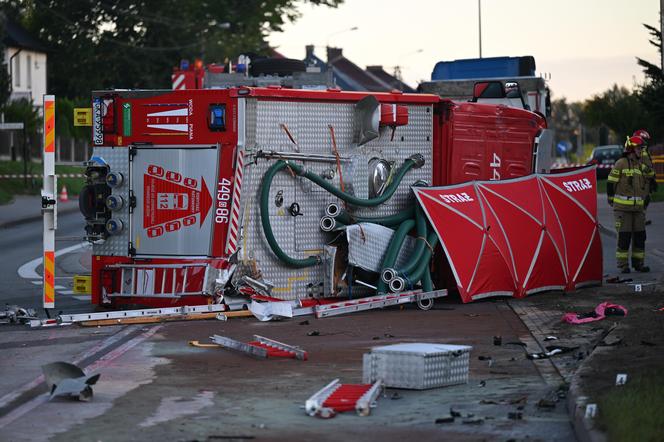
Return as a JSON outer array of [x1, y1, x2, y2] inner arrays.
[[267, 0, 661, 102]]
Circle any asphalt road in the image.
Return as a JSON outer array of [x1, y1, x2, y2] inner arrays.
[[0, 210, 92, 314]]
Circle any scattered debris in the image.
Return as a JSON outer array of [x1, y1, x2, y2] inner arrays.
[[599, 336, 623, 346], [384, 333, 395, 338], [299, 320, 310, 326], [462, 417, 484, 425], [42, 362, 100, 401], [543, 336, 558, 341], [305, 379, 382, 417], [478, 355, 492, 361], [478, 380, 486, 387], [209, 335, 307, 360], [508, 411, 523, 420], [389, 392, 402, 400], [435, 415, 455, 424], [606, 276, 632, 283], [504, 341, 527, 347], [493, 336, 502, 346], [307, 330, 320, 337], [1, 305, 38, 325], [537, 399, 557, 409], [527, 345, 579, 360], [189, 341, 221, 349], [450, 408, 462, 418], [640, 340, 656, 347], [562, 302, 628, 324]]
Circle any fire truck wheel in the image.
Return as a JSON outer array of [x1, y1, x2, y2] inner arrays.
[[250, 58, 306, 77]]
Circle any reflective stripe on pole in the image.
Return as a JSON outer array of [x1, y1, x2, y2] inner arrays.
[[43, 95, 56, 309]]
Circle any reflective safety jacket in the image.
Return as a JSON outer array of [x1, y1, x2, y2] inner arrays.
[[607, 156, 651, 211]]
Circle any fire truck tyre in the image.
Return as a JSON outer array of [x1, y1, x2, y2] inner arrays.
[[376, 219, 415, 294], [334, 206, 415, 227], [250, 58, 306, 77], [286, 155, 423, 207], [260, 161, 319, 268], [398, 205, 428, 276]]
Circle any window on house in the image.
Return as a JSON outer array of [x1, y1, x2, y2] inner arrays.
[[14, 52, 20, 87], [27, 55, 32, 89]]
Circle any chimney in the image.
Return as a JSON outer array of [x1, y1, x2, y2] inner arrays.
[[327, 47, 343, 64], [305, 44, 315, 60]]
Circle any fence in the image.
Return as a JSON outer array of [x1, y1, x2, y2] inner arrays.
[[0, 131, 90, 165]]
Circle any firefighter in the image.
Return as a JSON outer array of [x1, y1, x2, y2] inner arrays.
[[632, 129, 657, 206], [607, 135, 652, 273]]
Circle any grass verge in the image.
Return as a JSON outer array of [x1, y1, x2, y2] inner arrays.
[[595, 177, 664, 202], [0, 161, 85, 205], [596, 372, 664, 442]]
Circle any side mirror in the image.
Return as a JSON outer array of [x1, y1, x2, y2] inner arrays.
[[472, 81, 505, 101]]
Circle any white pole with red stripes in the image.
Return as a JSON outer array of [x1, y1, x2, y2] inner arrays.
[[42, 95, 57, 309]]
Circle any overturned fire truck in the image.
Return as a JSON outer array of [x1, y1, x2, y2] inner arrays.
[[80, 86, 553, 309]]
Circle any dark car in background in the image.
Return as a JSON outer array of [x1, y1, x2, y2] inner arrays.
[[588, 145, 622, 179]]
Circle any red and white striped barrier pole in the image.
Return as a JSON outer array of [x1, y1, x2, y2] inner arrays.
[[42, 95, 57, 310]]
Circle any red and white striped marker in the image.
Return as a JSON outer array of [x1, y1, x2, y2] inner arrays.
[[225, 148, 244, 255], [171, 73, 186, 90], [42, 95, 56, 309]]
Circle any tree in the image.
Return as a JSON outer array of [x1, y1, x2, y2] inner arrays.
[[0, 15, 11, 108], [583, 85, 647, 141], [1, 0, 343, 99], [636, 23, 663, 142]]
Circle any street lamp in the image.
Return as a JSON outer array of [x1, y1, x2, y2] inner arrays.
[[326, 26, 359, 47], [478, 0, 483, 58]]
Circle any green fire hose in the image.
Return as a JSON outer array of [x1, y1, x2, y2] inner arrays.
[[333, 206, 416, 227], [260, 156, 423, 268], [376, 219, 416, 294]]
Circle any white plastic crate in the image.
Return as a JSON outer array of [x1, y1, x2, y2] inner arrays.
[[362, 343, 472, 390]]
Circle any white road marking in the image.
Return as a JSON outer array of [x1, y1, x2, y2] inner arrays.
[[17, 242, 88, 280]]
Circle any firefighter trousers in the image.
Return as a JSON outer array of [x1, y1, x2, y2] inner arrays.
[[614, 210, 646, 269]]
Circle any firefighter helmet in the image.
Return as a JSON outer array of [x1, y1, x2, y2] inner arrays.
[[632, 129, 651, 142], [624, 135, 644, 153]]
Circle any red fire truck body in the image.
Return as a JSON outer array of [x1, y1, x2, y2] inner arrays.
[[82, 87, 548, 307]]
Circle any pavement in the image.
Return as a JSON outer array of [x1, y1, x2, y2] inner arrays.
[[0, 195, 80, 229], [0, 193, 663, 441]]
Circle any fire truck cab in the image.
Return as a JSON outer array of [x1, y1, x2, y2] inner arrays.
[[81, 87, 548, 308]]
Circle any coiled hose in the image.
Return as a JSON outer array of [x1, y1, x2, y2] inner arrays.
[[397, 204, 428, 276], [376, 219, 416, 294], [260, 156, 423, 268], [333, 206, 416, 227]]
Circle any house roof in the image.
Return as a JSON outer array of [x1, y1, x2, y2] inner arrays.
[[326, 47, 386, 92], [366, 66, 415, 93], [2, 15, 47, 53]]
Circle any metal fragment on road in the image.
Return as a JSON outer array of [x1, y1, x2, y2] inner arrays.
[[41, 362, 100, 401], [210, 335, 268, 359]]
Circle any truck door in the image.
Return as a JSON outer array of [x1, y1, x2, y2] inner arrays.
[[131, 146, 218, 256]]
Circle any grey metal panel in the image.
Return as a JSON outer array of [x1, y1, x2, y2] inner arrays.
[[93, 147, 131, 256], [131, 147, 218, 256], [237, 98, 433, 300], [346, 223, 416, 273]]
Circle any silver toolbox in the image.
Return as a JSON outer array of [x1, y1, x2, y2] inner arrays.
[[362, 343, 472, 390]]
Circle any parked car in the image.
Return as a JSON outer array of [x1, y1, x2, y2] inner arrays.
[[588, 145, 622, 179]]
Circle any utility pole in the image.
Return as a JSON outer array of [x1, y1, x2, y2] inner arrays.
[[478, 0, 483, 58]]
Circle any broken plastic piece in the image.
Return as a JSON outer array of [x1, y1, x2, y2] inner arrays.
[[41, 362, 100, 401]]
